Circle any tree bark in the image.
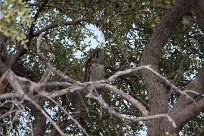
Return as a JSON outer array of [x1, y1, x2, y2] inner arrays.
[[30, 101, 46, 136], [195, 0, 204, 33], [0, 32, 7, 75], [169, 65, 204, 130], [32, 111, 46, 136]]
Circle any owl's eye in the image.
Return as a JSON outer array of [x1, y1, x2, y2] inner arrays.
[[93, 53, 99, 58], [96, 53, 99, 58]]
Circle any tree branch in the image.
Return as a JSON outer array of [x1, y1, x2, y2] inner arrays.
[[86, 88, 176, 128], [33, 18, 87, 37], [0, 32, 7, 54], [195, 0, 204, 33], [8, 0, 50, 68], [41, 95, 89, 136], [169, 65, 204, 128]]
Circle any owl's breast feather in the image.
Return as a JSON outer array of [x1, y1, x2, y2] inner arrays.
[[89, 64, 105, 81]]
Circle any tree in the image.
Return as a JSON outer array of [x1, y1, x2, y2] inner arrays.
[[0, 0, 204, 135]]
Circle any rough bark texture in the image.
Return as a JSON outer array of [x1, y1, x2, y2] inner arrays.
[[195, 0, 204, 33], [0, 33, 8, 94], [139, 0, 197, 135], [30, 101, 46, 136], [0, 33, 7, 75], [169, 66, 204, 129]]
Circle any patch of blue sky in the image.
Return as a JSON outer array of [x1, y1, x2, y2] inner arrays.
[[74, 24, 105, 59]]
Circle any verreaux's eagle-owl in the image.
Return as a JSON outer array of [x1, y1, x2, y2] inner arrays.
[[85, 48, 105, 82]]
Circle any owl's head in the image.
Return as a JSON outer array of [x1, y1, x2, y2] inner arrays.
[[90, 48, 104, 64]]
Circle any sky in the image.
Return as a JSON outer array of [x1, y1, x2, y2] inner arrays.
[[74, 24, 105, 58]]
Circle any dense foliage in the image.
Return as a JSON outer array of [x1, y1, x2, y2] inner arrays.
[[0, 0, 204, 135]]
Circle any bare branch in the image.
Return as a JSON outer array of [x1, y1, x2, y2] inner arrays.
[[39, 85, 86, 98], [93, 83, 149, 116], [46, 82, 72, 87], [50, 64, 82, 84], [39, 64, 53, 84], [0, 109, 19, 120], [102, 65, 199, 99], [0, 92, 20, 100], [36, 32, 46, 61], [143, 66, 199, 98], [33, 18, 87, 37], [7, 70, 26, 97], [86, 88, 176, 128], [107, 65, 148, 82]]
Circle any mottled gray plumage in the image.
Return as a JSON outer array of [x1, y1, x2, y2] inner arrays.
[[85, 48, 105, 81]]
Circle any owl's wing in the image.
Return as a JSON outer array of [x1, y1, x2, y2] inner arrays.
[[84, 57, 92, 82]]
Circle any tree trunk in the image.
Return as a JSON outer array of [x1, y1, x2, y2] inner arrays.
[[29, 100, 46, 136], [147, 119, 178, 136], [139, 0, 195, 135]]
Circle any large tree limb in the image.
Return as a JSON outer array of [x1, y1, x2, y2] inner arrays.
[[0, 32, 7, 54], [0, 33, 7, 75], [195, 0, 204, 33], [139, 0, 194, 113], [169, 65, 204, 128], [139, 0, 195, 135], [169, 96, 204, 130]]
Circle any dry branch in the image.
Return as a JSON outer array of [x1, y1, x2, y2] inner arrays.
[[86, 88, 176, 128]]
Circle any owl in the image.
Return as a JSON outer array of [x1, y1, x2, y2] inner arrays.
[[85, 48, 105, 82], [72, 48, 105, 123]]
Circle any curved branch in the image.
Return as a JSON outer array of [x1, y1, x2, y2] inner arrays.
[[33, 18, 87, 37], [28, 0, 50, 39], [86, 89, 176, 128], [169, 96, 204, 129], [170, 65, 204, 127], [94, 83, 149, 116]]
